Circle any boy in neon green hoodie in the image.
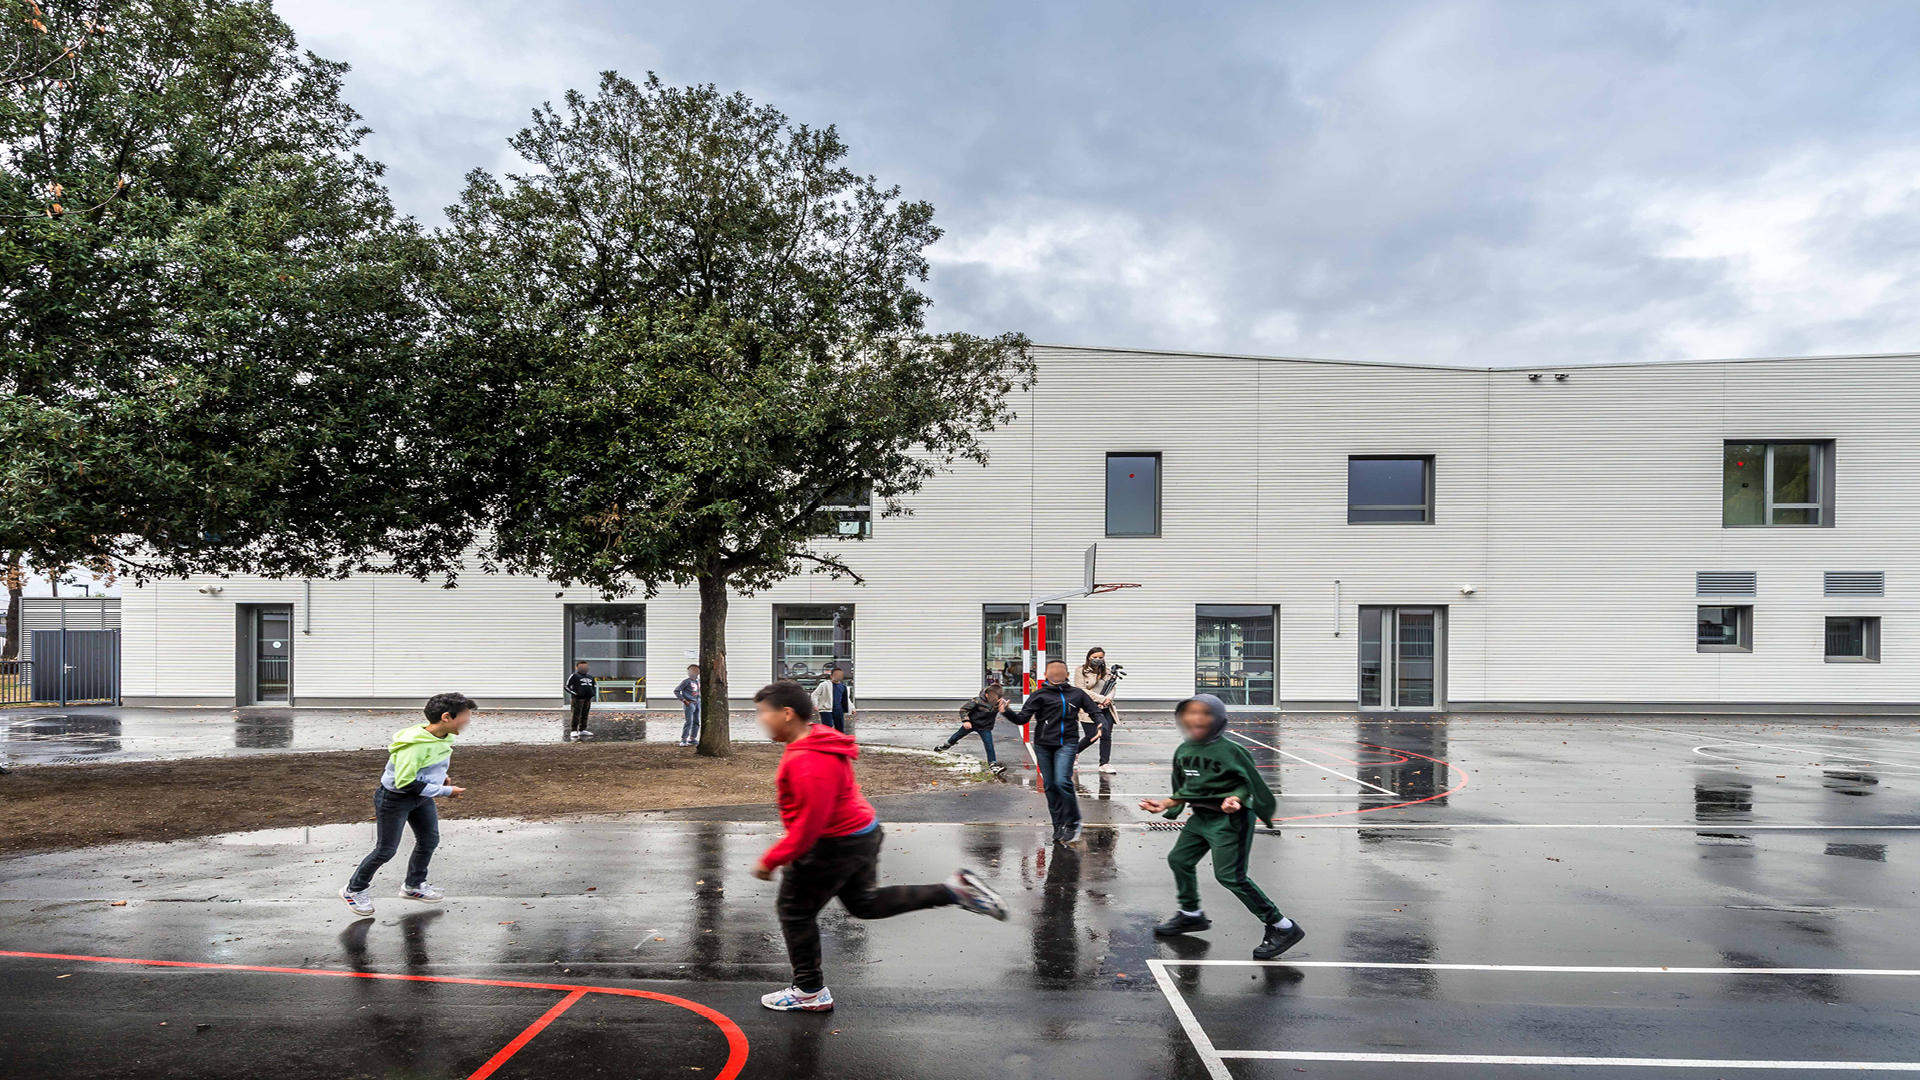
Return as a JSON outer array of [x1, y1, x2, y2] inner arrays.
[[1138, 694, 1304, 960], [339, 692, 475, 916]]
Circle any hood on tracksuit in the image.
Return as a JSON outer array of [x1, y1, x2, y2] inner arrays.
[[1174, 693, 1232, 743], [379, 724, 457, 798], [759, 723, 877, 870]]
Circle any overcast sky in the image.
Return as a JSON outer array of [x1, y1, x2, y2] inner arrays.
[[275, 1, 1920, 367]]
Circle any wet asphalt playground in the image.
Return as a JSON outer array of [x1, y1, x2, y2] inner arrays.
[[2, 711, 1918, 1079]]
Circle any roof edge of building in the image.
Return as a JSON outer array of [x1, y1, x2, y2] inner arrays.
[[1030, 341, 1920, 373]]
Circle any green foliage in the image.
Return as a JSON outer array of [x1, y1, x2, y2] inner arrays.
[[0, 0, 472, 580], [428, 73, 1032, 749]]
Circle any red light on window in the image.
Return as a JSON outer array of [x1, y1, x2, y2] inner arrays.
[[1128, 473, 1136, 478], [1735, 461, 1745, 467]]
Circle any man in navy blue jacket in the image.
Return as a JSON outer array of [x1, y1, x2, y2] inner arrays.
[[1012, 659, 1103, 846]]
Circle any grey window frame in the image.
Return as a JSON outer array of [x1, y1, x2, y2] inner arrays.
[[1696, 605, 1753, 653], [773, 604, 855, 692], [819, 484, 873, 540], [1347, 455, 1435, 525], [1195, 604, 1279, 706], [1723, 441, 1834, 528], [1105, 452, 1162, 538], [565, 603, 647, 702], [1824, 616, 1881, 663]]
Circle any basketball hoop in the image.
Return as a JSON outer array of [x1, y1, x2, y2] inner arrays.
[[1087, 582, 1141, 595]]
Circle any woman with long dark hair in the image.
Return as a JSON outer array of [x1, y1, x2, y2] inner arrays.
[[1075, 646, 1120, 774]]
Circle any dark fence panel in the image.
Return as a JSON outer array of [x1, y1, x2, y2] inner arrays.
[[0, 658, 30, 706], [24, 629, 120, 705]]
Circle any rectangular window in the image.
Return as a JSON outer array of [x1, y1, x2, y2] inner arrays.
[[983, 604, 1063, 696], [569, 605, 646, 702], [1825, 616, 1880, 663], [774, 604, 854, 692], [1696, 605, 1752, 653], [1348, 456, 1433, 524], [1105, 453, 1161, 537], [1195, 605, 1278, 706], [819, 484, 872, 539], [1723, 442, 1832, 526]]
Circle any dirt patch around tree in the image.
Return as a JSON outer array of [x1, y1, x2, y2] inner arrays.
[[0, 743, 975, 856]]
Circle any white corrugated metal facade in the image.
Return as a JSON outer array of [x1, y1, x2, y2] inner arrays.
[[120, 345, 1920, 712]]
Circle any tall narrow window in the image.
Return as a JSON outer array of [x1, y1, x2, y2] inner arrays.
[[983, 604, 1063, 696], [1825, 616, 1880, 663], [1724, 442, 1832, 526], [774, 605, 854, 691], [1348, 456, 1434, 523], [1195, 605, 1278, 706], [1106, 453, 1161, 537], [568, 605, 646, 702]]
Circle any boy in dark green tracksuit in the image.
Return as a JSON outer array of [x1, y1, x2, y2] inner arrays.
[[1139, 693, 1305, 960]]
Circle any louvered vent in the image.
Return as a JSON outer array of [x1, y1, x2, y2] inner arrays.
[[1696, 571, 1758, 597], [1825, 571, 1885, 597]]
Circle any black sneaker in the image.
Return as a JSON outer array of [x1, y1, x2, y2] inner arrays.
[[1253, 921, 1305, 960], [1153, 911, 1212, 936], [933, 743, 951, 753]]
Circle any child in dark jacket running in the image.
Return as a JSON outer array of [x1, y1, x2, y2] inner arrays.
[[1138, 693, 1304, 960], [750, 680, 1008, 1013], [934, 681, 1007, 772]]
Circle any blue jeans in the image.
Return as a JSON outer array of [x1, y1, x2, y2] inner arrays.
[[680, 700, 701, 743], [348, 786, 439, 891], [1033, 742, 1081, 830], [945, 724, 997, 764]]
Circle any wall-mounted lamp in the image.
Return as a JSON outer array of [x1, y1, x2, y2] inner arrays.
[[1527, 373, 1542, 381], [196, 584, 224, 596], [1460, 583, 1477, 596], [1554, 373, 1570, 382]]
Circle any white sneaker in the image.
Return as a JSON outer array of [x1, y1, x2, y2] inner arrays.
[[945, 868, 1009, 921], [1098, 764, 1119, 774], [577, 730, 594, 738], [339, 886, 375, 917], [400, 883, 445, 902], [761, 985, 834, 1012]]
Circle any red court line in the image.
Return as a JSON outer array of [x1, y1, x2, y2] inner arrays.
[[1270, 741, 1469, 823], [469, 988, 586, 1080], [0, 949, 748, 1080]]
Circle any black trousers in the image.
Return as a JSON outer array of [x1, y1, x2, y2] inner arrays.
[[569, 695, 591, 731], [1076, 707, 1115, 765], [776, 826, 952, 992], [348, 786, 438, 892]]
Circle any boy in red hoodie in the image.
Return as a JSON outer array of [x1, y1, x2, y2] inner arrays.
[[750, 679, 1007, 1012]]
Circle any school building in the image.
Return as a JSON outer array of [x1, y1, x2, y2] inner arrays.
[[119, 344, 1920, 715]]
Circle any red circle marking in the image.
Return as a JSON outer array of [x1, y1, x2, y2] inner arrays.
[[1272, 741, 1468, 822], [0, 949, 749, 1080]]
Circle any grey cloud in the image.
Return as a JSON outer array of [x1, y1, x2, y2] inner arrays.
[[277, 0, 1920, 365]]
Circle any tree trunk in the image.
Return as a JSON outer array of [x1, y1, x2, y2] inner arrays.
[[694, 571, 731, 757], [1, 553, 20, 661]]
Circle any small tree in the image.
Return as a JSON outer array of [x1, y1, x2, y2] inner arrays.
[[0, 0, 473, 582], [429, 73, 1031, 754]]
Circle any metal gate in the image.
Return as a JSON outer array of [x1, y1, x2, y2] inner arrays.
[[23, 629, 121, 706]]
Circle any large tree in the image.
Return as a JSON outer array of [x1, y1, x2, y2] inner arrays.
[[428, 73, 1031, 754], [0, 0, 472, 582]]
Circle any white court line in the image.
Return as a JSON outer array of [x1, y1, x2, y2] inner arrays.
[[1145, 960, 1232, 1080], [1215, 1049, 1920, 1071], [1153, 960, 1920, 976], [1149, 958, 1920, 1075], [1624, 724, 1920, 766], [1227, 731, 1400, 796]]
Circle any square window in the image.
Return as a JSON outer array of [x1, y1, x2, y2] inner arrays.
[[774, 605, 854, 692], [1106, 453, 1160, 537], [568, 604, 646, 702], [1825, 616, 1880, 663], [819, 484, 872, 539], [1697, 605, 1752, 653], [1723, 442, 1832, 527], [983, 604, 1063, 697], [1348, 456, 1433, 524]]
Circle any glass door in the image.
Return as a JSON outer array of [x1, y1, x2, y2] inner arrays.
[[1357, 606, 1444, 710], [252, 607, 292, 703]]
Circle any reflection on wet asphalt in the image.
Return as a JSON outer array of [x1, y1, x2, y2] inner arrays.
[[2, 714, 1918, 1079]]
